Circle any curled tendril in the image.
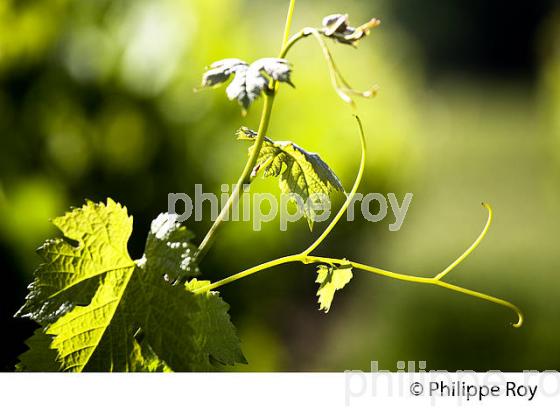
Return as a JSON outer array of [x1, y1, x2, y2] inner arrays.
[[302, 28, 378, 106]]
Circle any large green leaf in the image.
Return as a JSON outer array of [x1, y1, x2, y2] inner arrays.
[[238, 127, 344, 229], [16, 200, 245, 372]]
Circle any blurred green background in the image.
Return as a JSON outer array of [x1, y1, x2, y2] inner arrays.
[[1, 0, 559, 371]]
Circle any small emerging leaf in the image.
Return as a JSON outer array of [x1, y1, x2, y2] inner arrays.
[[315, 263, 353, 312], [321, 13, 380, 46], [250, 58, 294, 86], [200, 57, 294, 112], [238, 127, 344, 229], [226, 64, 264, 111]]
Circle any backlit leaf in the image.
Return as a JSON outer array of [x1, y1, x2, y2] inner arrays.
[[238, 127, 344, 229], [16, 200, 245, 372], [315, 263, 353, 312]]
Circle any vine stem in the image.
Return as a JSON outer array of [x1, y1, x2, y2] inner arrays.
[[196, 17, 377, 260], [192, 1, 523, 328], [195, 117, 523, 328], [196, 0, 297, 260], [281, 0, 297, 49], [196, 95, 275, 260], [196, 15, 357, 260], [195, 202, 523, 329]]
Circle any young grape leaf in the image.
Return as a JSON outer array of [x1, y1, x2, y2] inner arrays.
[[315, 263, 353, 312], [321, 14, 381, 46], [238, 127, 344, 229], [200, 58, 293, 112], [16, 200, 245, 372], [225, 64, 265, 111], [250, 58, 294, 85]]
